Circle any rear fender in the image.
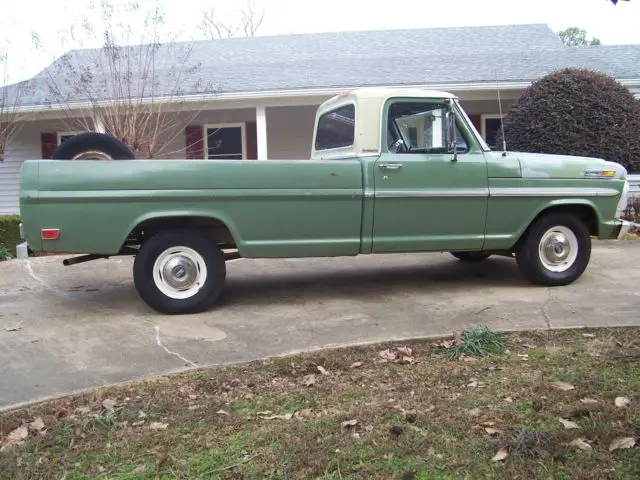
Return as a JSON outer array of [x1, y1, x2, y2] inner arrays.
[[123, 210, 244, 251]]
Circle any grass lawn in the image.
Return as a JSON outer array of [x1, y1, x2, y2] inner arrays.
[[0, 326, 638, 479]]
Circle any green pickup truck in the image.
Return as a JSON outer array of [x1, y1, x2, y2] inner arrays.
[[19, 87, 633, 314]]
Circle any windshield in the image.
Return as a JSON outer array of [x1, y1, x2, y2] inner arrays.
[[454, 100, 491, 151]]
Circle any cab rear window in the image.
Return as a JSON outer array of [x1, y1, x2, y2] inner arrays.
[[315, 104, 355, 150]]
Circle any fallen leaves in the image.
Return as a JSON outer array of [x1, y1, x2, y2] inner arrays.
[[258, 412, 293, 420], [580, 398, 598, 405], [102, 398, 117, 411], [492, 447, 509, 461], [582, 333, 596, 338], [349, 362, 362, 369], [216, 409, 230, 416], [341, 419, 358, 428], [437, 339, 455, 349], [614, 397, 631, 408], [317, 366, 329, 376], [28, 417, 46, 435], [74, 406, 91, 416], [0, 417, 49, 451], [1, 426, 29, 450], [303, 374, 316, 387], [378, 346, 417, 365], [609, 437, 636, 452], [150, 422, 168, 431], [558, 418, 580, 430], [549, 381, 575, 392], [485, 427, 502, 435], [568, 438, 592, 452]]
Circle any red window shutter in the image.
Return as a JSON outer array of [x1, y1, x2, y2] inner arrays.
[[40, 132, 58, 159], [185, 125, 204, 159], [245, 121, 257, 159], [468, 115, 482, 132]]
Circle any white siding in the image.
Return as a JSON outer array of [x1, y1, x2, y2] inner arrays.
[[156, 105, 318, 160], [267, 105, 317, 159], [1, 118, 90, 215]]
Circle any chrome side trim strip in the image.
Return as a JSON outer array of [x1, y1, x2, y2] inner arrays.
[[490, 187, 619, 197], [375, 188, 489, 198]]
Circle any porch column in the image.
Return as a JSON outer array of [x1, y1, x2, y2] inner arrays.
[[93, 114, 106, 133], [256, 106, 268, 159]]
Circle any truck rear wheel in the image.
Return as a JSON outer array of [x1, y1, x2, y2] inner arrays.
[[133, 230, 226, 314], [515, 212, 591, 286], [51, 132, 136, 160]]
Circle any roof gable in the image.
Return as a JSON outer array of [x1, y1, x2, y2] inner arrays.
[[4, 23, 640, 109]]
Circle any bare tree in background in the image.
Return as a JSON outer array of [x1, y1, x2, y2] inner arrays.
[[201, 0, 265, 40], [0, 52, 30, 161], [35, 0, 215, 158]]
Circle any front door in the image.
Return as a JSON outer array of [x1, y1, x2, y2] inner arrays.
[[372, 99, 488, 253]]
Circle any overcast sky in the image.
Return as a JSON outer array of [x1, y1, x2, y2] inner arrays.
[[1, 0, 639, 85]]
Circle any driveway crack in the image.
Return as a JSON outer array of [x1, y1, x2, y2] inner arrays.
[[541, 288, 553, 329], [154, 325, 198, 368]]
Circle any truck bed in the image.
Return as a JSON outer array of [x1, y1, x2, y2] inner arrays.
[[19, 158, 366, 257]]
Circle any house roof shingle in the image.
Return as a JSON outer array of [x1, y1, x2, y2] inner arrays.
[[5, 23, 640, 108]]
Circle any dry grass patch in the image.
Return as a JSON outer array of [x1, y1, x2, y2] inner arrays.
[[0, 326, 638, 479]]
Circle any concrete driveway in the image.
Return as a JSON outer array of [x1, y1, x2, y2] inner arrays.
[[1, 241, 639, 409]]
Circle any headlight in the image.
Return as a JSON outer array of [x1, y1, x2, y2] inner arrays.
[[616, 181, 629, 218]]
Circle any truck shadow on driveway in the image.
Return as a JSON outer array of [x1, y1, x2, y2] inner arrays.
[[217, 255, 530, 308]]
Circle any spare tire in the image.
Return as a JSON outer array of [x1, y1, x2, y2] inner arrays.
[[51, 132, 136, 160]]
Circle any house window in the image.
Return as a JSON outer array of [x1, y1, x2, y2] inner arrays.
[[315, 104, 355, 150], [204, 123, 245, 160], [57, 132, 84, 145], [481, 114, 505, 149]]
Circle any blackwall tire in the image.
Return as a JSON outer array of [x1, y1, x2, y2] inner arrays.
[[450, 251, 491, 262], [133, 230, 226, 315], [51, 132, 136, 160], [515, 212, 591, 286]]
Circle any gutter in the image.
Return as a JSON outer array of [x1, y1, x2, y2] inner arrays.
[[9, 78, 640, 115]]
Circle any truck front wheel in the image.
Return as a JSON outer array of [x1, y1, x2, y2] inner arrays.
[[133, 230, 226, 314], [515, 213, 591, 286]]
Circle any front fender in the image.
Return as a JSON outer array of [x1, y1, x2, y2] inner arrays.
[[513, 198, 605, 245]]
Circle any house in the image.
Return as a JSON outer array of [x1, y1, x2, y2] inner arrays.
[[1, 23, 640, 215]]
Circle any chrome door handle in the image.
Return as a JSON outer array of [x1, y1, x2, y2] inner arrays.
[[378, 163, 403, 171]]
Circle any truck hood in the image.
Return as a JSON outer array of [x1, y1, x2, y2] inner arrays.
[[509, 151, 627, 179]]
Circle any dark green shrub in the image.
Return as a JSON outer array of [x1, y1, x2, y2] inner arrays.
[[496, 68, 640, 172], [0, 215, 21, 260]]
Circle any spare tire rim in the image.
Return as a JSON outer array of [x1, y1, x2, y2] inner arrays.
[[152, 246, 208, 300], [538, 226, 578, 273], [72, 150, 114, 160]]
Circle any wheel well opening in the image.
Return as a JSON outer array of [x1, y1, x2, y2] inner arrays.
[[516, 204, 598, 248], [125, 216, 237, 250]]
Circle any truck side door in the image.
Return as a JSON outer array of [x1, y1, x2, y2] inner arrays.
[[371, 98, 489, 253]]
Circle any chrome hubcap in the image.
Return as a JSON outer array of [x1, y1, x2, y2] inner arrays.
[[152, 247, 208, 300], [162, 255, 198, 290], [538, 226, 578, 273]]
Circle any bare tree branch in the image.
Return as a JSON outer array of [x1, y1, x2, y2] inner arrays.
[[201, 0, 265, 40], [0, 51, 31, 161], [37, 0, 217, 159]]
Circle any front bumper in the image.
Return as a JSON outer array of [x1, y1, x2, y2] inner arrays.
[[612, 219, 637, 240]]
